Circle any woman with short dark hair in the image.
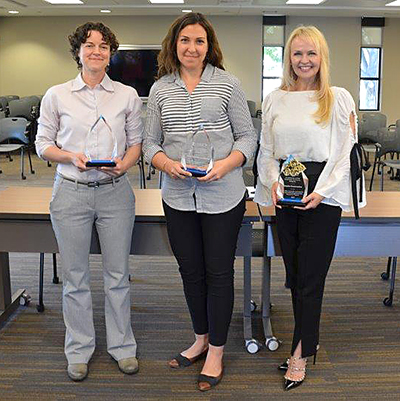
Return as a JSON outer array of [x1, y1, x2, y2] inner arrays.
[[143, 12, 257, 392], [36, 22, 142, 382]]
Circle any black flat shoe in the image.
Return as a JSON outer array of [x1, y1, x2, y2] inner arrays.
[[168, 348, 208, 369], [197, 368, 224, 392]]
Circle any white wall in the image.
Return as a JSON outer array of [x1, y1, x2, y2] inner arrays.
[[0, 15, 261, 102], [0, 15, 399, 122]]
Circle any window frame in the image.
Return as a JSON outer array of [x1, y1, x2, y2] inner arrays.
[[261, 44, 284, 101], [261, 22, 285, 102], [359, 46, 382, 112]]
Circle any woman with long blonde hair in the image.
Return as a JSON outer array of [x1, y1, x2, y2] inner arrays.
[[255, 25, 364, 390]]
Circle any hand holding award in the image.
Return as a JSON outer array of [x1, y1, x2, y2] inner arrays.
[[181, 124, 214, 177], [276, 155, 308, 207], [85, 115, 117, 168]]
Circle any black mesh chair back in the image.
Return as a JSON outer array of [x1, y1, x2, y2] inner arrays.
[[0, 117, 29, 144], [5, 95, 19, 102], [8, 99, 33, 120], [359, 112, 387, 143], [0, 97, 8, 113]]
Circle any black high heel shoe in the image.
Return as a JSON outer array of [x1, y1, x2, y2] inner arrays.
[[279, 345, 319, 371], [283, 351, 318, 391], [283, 356, 307, 391]]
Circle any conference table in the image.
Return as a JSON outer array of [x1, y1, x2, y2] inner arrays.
[[259, 191, 400, 347], [0, 187, 262, 351]]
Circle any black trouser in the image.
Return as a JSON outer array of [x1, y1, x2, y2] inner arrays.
[[276, 169, 341, 358], [163, 197, 246, 347]]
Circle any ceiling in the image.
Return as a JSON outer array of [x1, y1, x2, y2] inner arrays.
[[1, 0, 400, 18]]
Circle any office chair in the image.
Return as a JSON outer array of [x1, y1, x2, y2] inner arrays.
[[369, 123, 400, 191], [0, 117, 34, 179], [0, 97, 8, 114], [5, 95, 19, 102], [247, 100, 257, 118]]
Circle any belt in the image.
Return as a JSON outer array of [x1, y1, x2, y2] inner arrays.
[[59, 173, 124, 188]]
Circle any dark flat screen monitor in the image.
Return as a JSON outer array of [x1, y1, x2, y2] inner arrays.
[[108, 45, 160, 100]]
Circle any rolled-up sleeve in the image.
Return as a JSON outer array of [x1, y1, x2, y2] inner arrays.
[[142, 83, 164, 164], [35, 88, 59, 159], [228, 78, 257, 162], [125, 89, 143, 147]]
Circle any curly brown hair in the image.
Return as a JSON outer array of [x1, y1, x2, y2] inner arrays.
[[68, 22, 119, 69], [157, 13, 224, 79]]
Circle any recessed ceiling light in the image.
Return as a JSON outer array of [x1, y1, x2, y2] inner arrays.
[[286, 0, 325, 4], [100, 9, 111, 13], [8, 10, 19, 14], [44, 0, 83, 4], [182, 9, 192, 12], [149, 0, 184, 4], [386, 1, 400, 6]]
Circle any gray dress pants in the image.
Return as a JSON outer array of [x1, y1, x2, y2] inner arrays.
[[50, 174, 136, 364]]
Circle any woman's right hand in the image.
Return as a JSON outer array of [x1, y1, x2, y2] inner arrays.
[[71, 153, 91, 172], [163, 159, 192, 179], [271, 181, 282, 209]]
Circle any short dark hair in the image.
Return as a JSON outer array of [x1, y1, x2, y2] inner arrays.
[[157, 13, 224, 79], [68, 22, 119, 69]]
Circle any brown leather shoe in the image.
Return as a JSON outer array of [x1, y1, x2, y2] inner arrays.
[[197, 367, 224, 392], [168, 348, 208, 369], [67, 363, 88, 381], [118, 357, 139, 375]]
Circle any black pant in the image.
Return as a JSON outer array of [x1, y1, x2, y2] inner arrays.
[[163, 197, 246, 346], [276, 203, 341, 357]]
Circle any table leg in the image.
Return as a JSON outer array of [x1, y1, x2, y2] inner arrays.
[[262, 224, 280, 351], [0, 251, 27, 329]]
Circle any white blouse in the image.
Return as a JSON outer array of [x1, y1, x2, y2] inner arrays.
[[254, 86, 366, 212]]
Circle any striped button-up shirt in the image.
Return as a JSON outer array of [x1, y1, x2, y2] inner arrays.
[[143, 64, 257, 214]]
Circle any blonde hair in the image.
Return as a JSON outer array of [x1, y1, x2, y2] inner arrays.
[[281, 26, 334, 126]]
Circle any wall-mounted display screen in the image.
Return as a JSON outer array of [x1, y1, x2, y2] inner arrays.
[[108, 45, 160, 99]]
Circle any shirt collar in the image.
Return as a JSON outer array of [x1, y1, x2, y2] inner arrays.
[[170, 63, 214, 86], [71, 73, 115, 92]]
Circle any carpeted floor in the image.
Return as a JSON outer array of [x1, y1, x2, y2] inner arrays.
[[1, 154, 400, 400]]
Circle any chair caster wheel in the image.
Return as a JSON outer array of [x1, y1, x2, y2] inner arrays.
[[20, 293, 31, 306], [22, 175, 26, 180], [250, 300, 257, 312], [36, 304, 45, 313], [53, 277, 60, 284], [128, 274, 132, 282], [383, 297, 393, 307], [266, 337, 280, 352], [245, 339, 261, 354], [32, 170, 36, 174], [381, 272, 389, 280]]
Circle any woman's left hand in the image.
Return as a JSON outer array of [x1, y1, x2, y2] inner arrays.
[[99, 158, 127, 177], [197, 159, 232, 183], [300, 192, 325, 210]]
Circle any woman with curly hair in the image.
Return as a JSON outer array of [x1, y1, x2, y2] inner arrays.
[[36, 22, 143, 381]]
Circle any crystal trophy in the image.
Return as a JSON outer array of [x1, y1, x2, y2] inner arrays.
[[85, 115, 117, 167], [181, 124, 214, 177], [276, 155, 308, 207]]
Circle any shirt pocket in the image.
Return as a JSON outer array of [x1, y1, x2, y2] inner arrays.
[[200, 97, 223, 123]]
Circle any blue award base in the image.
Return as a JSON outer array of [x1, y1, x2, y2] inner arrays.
[[86, 160, 116, 167], [277, 198, 306, 207], [185, 167, 207, 177]]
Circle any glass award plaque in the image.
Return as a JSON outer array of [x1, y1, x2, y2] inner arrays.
[[85, 115, 117, 167], [181, 124, 214, 177], [276, 155, 308, 207]]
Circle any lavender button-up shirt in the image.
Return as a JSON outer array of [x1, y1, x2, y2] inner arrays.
[[36, 73, 143, 182]]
